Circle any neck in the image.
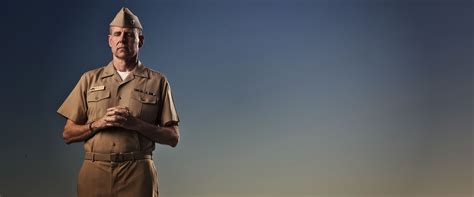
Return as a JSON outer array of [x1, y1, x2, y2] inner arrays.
[[112, 56, 138, 72]]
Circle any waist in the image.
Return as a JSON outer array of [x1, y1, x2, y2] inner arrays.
[[84, 130, 155, 153], [84, 151, 152, 162]]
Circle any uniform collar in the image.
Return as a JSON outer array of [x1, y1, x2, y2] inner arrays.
[[132, 61, 149, 78], [100, 60, 149, 79]]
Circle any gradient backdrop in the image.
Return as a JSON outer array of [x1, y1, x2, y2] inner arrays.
[[1, 0, 472, 197]]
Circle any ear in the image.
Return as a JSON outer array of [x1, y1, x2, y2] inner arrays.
[[108, 35, 113, 48], [138, 35, 144, 48]]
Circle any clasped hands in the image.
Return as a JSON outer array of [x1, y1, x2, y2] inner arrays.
[[91, 106, 137, 131]]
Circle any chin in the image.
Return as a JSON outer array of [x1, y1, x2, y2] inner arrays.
[[114, 52, 129, 58]]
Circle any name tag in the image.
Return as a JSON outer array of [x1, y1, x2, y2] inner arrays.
[[90, 85, 105, 91]]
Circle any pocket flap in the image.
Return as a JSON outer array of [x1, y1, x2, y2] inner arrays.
[[132, 91, 157, 104], [87, 90, 111, 102]]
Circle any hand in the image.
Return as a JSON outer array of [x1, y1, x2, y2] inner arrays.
[[92, 106, 137, 130]]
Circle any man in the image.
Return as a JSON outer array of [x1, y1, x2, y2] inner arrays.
[[57, 7, 180, 197]]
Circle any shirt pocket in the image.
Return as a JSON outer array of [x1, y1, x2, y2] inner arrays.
[[130, 90, 159, 124], [86, 90, 111, 120]]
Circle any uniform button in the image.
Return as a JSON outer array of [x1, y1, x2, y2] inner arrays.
[[95, 96, 99, 100], [112, 143, 116, 146]]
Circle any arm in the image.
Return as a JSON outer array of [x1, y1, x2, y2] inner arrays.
[[62, 119, 94, 144], [62, 110, 120, 144], [131, 119, 180, 147]]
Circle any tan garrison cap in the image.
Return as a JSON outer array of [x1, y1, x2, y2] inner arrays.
[[110, 7, 143, 29]]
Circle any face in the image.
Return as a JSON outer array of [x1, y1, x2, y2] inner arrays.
[[108, 27, 144, 59]]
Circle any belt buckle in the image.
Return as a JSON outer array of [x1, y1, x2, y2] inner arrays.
[[110, 153, 123, 162]]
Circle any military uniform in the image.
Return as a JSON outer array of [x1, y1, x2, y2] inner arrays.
[[57, 8, 179, 197]]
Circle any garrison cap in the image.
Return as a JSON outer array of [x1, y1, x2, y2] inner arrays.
[[110, 7, 143, 29]]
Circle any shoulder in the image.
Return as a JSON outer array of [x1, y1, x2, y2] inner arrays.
[[82, 67, 106, 78], [143, 65, 169, 82], [79, 65, 108, 81]]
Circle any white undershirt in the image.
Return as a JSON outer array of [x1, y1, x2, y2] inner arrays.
[[117, 70, 131, 80]]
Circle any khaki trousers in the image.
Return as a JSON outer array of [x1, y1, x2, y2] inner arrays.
[[77, 159, 158, 197]]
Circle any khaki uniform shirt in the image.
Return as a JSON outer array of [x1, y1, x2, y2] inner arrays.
[[57, 61, 179, 153]]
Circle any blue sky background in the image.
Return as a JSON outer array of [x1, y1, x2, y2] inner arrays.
[[0, 0, 472, 196]]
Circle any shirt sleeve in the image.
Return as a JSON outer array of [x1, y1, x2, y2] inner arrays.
[[158, 77, 180, 127], [57, 73, 88, 124]]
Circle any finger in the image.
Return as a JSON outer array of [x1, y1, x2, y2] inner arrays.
[[113, 108, 127, 113], [106, 111, 124, 119], [113, 115, 127, 122], [114, 109, 130, 117], [105, 115, 127, 122], [122, 106, 130, 112], [104, 116, 114, 122], [106, 122, 121, 127], [121, 111, 129, 117], [106, 110, 118, 116], [115, 115, 127, 122], [115, 106, 128, 111], [106, 110, 127, 117], [107, 121, 126, 127], [116, 107, 130, 112]]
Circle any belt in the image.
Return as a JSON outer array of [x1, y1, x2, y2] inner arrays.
[[84, 152, 152, 162]]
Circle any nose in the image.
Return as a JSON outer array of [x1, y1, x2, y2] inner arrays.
[[119, 32, 127, 42], [122, 33, 129, 42]]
